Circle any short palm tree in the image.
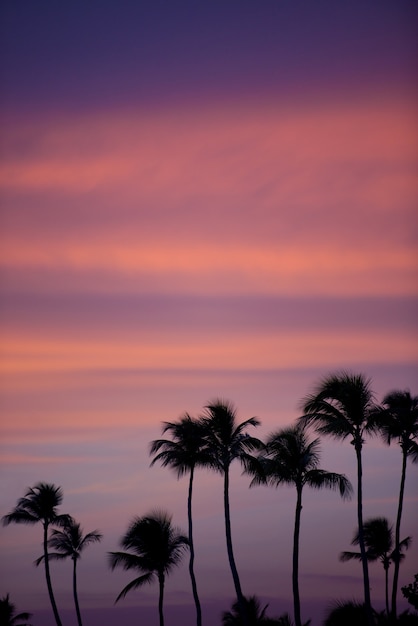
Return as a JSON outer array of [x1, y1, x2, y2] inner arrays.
[[222, 596, 269, 625], [0, 594, 32, 626], [35, 518, 102, 626], [150, 413, 210, 626], [108, 510, 188, 626], [372, 390, 418, 618], [249, 425, 352, 626], [200, 399, 263, 626], [2, 482, 70, 626], [340, 517, 411, 614], [300, 372, 377, 625]]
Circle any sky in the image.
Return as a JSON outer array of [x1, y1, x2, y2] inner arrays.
[[0, 1, 417, 625]]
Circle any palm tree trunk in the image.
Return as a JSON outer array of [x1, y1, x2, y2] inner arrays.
[[354, 443, 373, 626], [158, 572, 165, 626], [43, 522, 63, 626], [384, 564, 390, 616], [391, 447, 407, 618], [188, 466, 202, 626], [293, 485, 303, 626], [223, 466, 248, 626], [73, 558, 83, 626]]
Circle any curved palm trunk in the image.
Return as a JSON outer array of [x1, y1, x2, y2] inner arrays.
[[293, 485, 303, 626], [188, 466, 202, 626], [43, 522, 63, 626], [223, 466, 248, 626], [73, 558, 83, 626], [354, 444, 373, 626], [391, 447, 407, 618], [158, 572, 165, 626]]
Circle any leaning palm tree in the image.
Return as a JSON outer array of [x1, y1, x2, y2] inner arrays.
[[150, 413, 210, 626], [200, 399, 263, 626], [108, 510, 188, 626], [372, 390, 418, 618], [2, 482, 70, 626], [300, 372, 377, 625], [340, 516, 411, 615], [249, 425, 352, 626], [0, 594, 32, 626], [35, 518, 102, 626]]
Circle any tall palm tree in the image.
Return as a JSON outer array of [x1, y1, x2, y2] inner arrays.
[[372, 390, 418, 618], [108, 509, 188, 626], [0, 594, 32, 626], [300, 372, 377, 625], [200, 399, 263, 626], [249, 425, 352, 626], [150, 413, 210, 626], [2, 482, 70, 626], [35, 518, 102, 626], [340, 516, 411, 614]]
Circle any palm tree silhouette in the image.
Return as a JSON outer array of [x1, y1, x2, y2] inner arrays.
[[200, 399, 262, 626], [300, 372, 377, 625], [35, 518, 102, 626], [249, 425, 351, 626], [0, 594, 32, 626], [2, 482, 70, 626], [340, 517, 411, 615], [108, 509, 188, 626], [372, 390, 418, 618], [222, 596, 269, 625], [150, 413, 210, 626], [221, 595, 298, 625]]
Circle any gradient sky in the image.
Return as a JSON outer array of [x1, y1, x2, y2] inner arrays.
[[1, 2, 417, 625]]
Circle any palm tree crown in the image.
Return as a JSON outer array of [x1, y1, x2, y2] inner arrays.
[[108, 510, 188, 626], [0, 594, 32, 626], [41, 519, 102, 563], [376, 390, 418, 457], [150, 413, 211, 476], [2, 482, 68, 528], [300, 372, 378, 446], [201, 399, 262, 473]]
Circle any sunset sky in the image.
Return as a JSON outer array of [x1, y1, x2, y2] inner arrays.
[[0, 1, 417, 625]]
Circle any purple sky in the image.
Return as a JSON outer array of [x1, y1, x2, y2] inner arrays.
[[1, 1, 417, 625]]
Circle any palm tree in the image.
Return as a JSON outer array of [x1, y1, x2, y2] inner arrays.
[[249, 425, 352, 626], [300, 372, 377, 625], [222, 596, 297, 625], [222, 596, 269, 625], [2, 482, 70, 626], [372, 390, 418, 618], [200, 399, 263, 626], [340, 517, 411, 614], [108, 509, 188, 626], [35, 518, 102, 626], [150, 413, 210, 626], [0, 594, 32, 626]]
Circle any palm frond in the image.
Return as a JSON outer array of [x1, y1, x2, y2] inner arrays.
[[114, 572, 154, 603], [305, 470, 353, 500]]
